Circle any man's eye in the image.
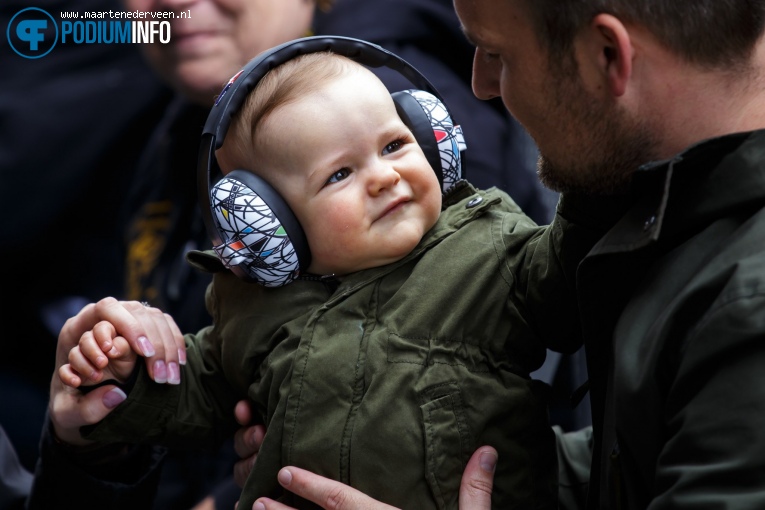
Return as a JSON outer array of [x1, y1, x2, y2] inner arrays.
[[382, 139, 404, 155], [326, 168, 351, 185]]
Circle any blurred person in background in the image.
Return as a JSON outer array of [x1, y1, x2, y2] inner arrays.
[[0, 0, 171, 480]]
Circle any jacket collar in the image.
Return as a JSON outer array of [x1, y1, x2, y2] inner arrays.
[[591, 129, 765, 257]]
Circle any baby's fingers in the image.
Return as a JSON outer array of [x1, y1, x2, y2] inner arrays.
[[59, 363, 84, 388], [105, 334, 136, 362], [91, 320, 120, 357], [79, 329, 110, 370], [67, 345, 103, 385]]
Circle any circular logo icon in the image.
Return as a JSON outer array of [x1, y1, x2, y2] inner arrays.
[[7, 7, 58, 59]]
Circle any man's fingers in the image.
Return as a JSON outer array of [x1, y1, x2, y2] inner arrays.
[[458, 446, 497, 510], [234, 423, 265, 458], [252, 497, 298, 510], [233, 422, 265, 488], [233, 400, 264, 488], [253, 448, 496, 510], [235, 399, 255, 426], [234, 454, 257, 489], [276, 466, 398, 510]]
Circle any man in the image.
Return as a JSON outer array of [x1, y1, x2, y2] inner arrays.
[[47, 0, 765, 509], [457, 1, 765, 508]]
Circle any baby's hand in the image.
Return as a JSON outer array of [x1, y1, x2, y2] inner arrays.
[[59, 320, 138, 389]]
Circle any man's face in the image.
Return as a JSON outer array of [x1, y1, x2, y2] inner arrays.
[[249, 68, 442, 277], [454, 0, 659, 194], [122, 0, 314, 105]]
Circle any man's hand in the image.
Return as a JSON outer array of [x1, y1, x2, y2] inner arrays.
[[248, 446, 497, 510], [49, 298, 186, 445], [233, 399, 266, 488]]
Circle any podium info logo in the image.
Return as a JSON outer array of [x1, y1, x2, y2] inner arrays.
[[7, 7, 58, 59], [6, 6, 175, 59]]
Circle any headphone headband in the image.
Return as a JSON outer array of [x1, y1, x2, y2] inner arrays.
[[203, 36, 444, 149]]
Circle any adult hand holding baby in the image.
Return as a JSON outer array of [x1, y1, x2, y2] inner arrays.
[[49, 298, 185, 446]]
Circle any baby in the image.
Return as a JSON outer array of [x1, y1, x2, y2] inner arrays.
[[61, 48, 588, 509]]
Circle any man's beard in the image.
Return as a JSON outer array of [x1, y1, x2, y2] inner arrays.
[[537, 67, 661, 196]]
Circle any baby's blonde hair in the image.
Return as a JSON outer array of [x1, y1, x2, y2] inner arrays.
[[216, 52, 361, 173]]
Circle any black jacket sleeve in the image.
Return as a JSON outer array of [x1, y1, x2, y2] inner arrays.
[[25, 416, 167, 510]]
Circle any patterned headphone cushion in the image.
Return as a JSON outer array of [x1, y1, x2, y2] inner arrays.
[[210, 171, 305, 287], [392, 89, 466, 193]]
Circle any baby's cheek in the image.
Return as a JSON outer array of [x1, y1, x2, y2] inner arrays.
[[303, 205, 359, 272]]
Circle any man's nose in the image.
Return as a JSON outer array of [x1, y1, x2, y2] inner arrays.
[[471, 48, 501, 100]]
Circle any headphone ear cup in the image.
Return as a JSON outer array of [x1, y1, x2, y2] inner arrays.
[[209, 169, 310, 286], [391, 89, 466, 193]]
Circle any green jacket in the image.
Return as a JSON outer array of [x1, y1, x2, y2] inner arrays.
[[559, 130, 765, 509], [85, 182, 604, 509]]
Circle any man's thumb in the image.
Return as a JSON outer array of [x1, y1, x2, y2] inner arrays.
[[459, 446, 497, 509]]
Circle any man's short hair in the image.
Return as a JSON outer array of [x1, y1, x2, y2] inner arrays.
[[523, 0, 765, 70]]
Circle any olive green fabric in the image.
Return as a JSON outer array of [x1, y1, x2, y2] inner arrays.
[[85, 182, 604, 509]]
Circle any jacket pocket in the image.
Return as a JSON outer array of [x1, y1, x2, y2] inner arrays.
[[419, 382, 472, 510]]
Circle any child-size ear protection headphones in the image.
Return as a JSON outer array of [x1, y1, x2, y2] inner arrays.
[[198, 36, 466, 287]]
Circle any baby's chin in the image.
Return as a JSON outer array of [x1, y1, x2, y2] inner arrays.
[[308, 226, 432, 276]]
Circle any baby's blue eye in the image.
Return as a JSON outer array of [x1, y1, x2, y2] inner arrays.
[[382, 140, 404, 155], [326, 168, 351, 185]]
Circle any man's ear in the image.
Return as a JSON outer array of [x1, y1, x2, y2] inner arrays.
[[576, 13, 634, 98], [592, 13, 633, 97]]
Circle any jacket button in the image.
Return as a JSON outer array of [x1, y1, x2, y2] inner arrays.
[[466, 196, 483, 208], [643, 215, 657, 231]]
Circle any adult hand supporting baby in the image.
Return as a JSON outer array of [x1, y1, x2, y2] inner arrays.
[[249, 446, 497, 510]]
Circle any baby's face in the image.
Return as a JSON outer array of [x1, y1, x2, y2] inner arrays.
[[256, 68, 442, 276]]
